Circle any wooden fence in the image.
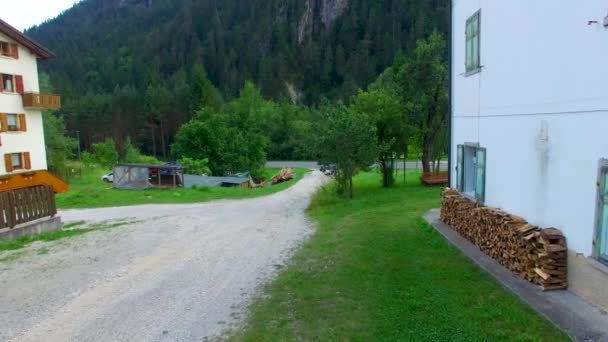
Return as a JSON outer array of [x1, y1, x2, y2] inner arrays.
[[0, 185, 57, 229]]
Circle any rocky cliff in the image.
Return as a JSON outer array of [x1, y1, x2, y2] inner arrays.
[[298, 0, 350, 44]]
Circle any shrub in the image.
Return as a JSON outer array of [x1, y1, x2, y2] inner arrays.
[[179, 157, 211, 175]]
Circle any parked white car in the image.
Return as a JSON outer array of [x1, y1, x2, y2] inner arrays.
[[101, 172, 114, 183]]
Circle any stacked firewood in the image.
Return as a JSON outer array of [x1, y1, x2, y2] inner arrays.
[[440, 188, 567, 291], [271, 167, 295, 184]]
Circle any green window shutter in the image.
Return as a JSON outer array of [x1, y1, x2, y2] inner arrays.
[[465, 11, 481, 71], [597, 168, 608, 262], [456, 145, 464, 191], [475, 147, 486, 202]]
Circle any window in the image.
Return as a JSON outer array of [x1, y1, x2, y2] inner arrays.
[[0, 42, 10, 57], [595, 160, 608, 264], [465, 11, 481, 73], [6, 114, 19, 131], [2, 74, 14, 92], [0, 113, 26, 132], [10, 153, 23, 170], [456, 144, 486, 202], [0, 41, 17, 59], [3, 152, 30, 172], [0, 74, 23, 93]]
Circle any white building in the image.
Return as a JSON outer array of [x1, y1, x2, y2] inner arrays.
[[0, 18, 66, 230], [450, 1, 608, 310]]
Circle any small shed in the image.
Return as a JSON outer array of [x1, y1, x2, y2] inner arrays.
[[113, 163, 184, 190]]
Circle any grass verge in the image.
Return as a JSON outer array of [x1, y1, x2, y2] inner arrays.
[[57, 167, 309, 209], [0, 219, 135, 253], [232, 170, 568, 341]]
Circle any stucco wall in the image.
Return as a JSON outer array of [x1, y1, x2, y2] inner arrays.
[[0, 31, 47, 175], [450, 0, 608, 257]]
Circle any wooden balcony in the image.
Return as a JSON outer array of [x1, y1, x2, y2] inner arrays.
[[22, 92, 61, 110]]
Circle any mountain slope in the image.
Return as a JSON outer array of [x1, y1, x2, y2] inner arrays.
[[28, 0, 447, 102], [25, 0, 447, 155]]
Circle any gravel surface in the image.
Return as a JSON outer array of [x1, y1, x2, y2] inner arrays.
[[0, 171, 327, 342]]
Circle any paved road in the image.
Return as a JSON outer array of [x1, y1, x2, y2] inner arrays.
[[0, 172, 327, 342], [267, 160, 448, 170]]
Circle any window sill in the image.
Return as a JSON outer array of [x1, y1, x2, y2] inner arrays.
[[0, 54, 15, 60], [460, 191, 484, 204], [464, 67, 482, 77], [1, 91, 18, 95], [587, 256, 608, 275]]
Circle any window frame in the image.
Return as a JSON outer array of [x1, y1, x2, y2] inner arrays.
[[2, 73, 15, 93], [0, 41, 10, 57], [6, 114, 19, 131], [465, 10, 482, 75], [594, 159, 608, 265], [10, 153, 23, 170], [456, 143, 486, 203]]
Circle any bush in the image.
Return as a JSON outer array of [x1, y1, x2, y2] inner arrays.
[[90, 138, 119, 169], [179, 157, 211, 175], [124, 139, 161, 164]]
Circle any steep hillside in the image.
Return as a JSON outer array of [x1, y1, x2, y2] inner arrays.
[[29, 0, 447, 101], [26, 0, 447, 153]]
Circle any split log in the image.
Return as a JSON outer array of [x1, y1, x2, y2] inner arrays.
[[440, 188, 568, 291], [271, 167, 295, 185]]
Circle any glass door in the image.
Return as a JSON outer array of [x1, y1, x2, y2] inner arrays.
[[475, 148, 486, 202], [597, 167, 608, 263]]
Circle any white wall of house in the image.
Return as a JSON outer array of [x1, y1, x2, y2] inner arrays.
[[451, 0, 608, 257], [0, 31, 47, 175]]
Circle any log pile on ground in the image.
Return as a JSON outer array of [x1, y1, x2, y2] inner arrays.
[[271, 167, 295, 185], [440, 188, 567, 291]]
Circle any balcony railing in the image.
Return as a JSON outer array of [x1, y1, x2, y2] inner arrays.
[[22, 92, 61, 110]]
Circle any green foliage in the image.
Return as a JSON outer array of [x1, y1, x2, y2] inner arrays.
[[88, 138, 119, 169], [178, 157, 211, 175], [44, 111, 78, 172], [350, 88, 409, 187], [172, 83, 269, 176], [316, 103, 377, 197], [191, 64, 223, 110], [397, 31, 448, 172], [123, 138, 161, 164], [40, 72, 78, 173], [27, 0, 448, 159]]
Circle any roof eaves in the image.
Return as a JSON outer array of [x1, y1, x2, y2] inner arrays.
[[0, 18, 55, 59]]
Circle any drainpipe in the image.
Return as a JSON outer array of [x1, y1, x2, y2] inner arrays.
[[447, 0, 454, 187]]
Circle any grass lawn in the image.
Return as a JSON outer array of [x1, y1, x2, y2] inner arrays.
[[232, 171, 568, 341], [57, 167, 309, 209]]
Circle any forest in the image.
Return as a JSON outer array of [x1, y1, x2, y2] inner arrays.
[[31, 0, 449, 192]]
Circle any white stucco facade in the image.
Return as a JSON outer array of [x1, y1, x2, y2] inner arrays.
[[450, 0, 608, 309], [451, 0, 608, 257], [0, 30, 47, 175]]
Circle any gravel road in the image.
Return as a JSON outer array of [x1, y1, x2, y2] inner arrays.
[[0, 171, 327, 342]]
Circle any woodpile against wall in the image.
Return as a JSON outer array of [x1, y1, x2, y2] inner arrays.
[[440, 188, 567, 291]]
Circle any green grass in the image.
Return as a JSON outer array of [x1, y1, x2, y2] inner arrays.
[[57, 167, 309, 209], [232, 170, 568, 341], [0, 219, 136, 253]]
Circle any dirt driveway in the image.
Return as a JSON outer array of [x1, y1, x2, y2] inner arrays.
[[0, 171, 326, 342]]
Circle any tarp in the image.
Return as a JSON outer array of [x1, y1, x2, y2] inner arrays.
[[113, 165, 152, 190], [184, 174, 250, 188]]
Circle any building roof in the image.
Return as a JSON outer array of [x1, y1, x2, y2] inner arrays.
[[114, 163, 184, 170], [0, 18, 55, 59]]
